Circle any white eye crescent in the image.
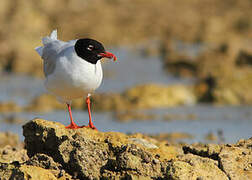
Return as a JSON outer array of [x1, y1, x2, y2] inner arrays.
[[87, 45, 94, 51]]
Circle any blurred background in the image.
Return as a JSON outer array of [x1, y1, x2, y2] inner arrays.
[[0, 0, 251, 144]]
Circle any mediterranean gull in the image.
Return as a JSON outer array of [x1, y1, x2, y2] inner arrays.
[[35, 30, 117, 130]]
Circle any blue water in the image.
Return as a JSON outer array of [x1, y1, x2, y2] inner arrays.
[[100, 47, 195, 92], [0, 48, 251, 143], [1, 105, 251, 143]]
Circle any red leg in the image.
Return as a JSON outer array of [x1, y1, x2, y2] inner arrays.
[[65, 103, 81, 129], [83, 95, 97, 130]]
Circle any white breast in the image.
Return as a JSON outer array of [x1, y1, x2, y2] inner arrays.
[[45, 46, 103, 102]]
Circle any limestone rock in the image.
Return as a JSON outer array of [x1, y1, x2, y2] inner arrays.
[[0, 132, 20, 148], [0, 101, 22, 113], [25, 94, 64, 112], [115, 110, 157, 122], [0, 163, 72, 180], [23, 119, 178, 179], [151, 133, 194, 143], [0, 118, 245, 179], [183, 139, 252, 180], [219, 139, 252, 180], [125, 84, 196, 108], [25, 153, 71, 179], [0, 145, 28, 164], [25, 94, 84, 112], [26, 83, 196, 114], [167, 154, 228, 180], [93, 83, 196, 112]]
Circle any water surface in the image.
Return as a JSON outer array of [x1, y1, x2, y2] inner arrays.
[[0, 48, 251, 144]]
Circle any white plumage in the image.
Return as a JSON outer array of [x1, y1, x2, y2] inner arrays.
[[35, 30, 103, 103]]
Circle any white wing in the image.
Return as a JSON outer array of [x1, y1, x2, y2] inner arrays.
[[35, 30, 76, 76]]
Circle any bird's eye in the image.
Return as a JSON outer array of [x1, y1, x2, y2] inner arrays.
[[87, 45, 94, 51]]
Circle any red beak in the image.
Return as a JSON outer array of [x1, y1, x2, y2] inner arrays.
[[99, 51, 117, 61]]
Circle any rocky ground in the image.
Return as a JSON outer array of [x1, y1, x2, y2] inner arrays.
[[0, 119, 251, 179]]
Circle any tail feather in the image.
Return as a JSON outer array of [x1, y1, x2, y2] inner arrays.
[[50, 29, 57, 40], [35, 29, 58, 57], [42, 29, 58, 45], [35, 46, 43, 56]]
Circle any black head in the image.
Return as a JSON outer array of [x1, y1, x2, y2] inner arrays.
[[74, 38, 106, 64]]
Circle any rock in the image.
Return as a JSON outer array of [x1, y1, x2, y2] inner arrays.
[[0, 132, 21, 148], [0, 134, 72, 179], [0, 119, 250, 179], [26, 94, 85, 112], [0, 101, 22, 113], [213, 69, 252, 105], [0, 132, 28, 164], [25, 153, 64, 171], [235, 47, 252, 67], [161, 34, 252, 106], [167, 154, 228, 180], [20, 165, 59, 180], [0, 0, 49, 76], [150, 133, 194, 143], [115, 110, 157, 122], [190, 42, 252, 105], [22, 119, 179, 179], [194, 76, 216, 103], [205, 132, 218, 142], [92, 93, 130, 112], [129, 138, 158, 149], [219, 139, 252, 180], [25, 94, 64, 112], [94, 84, 196, 112], [183, 143, 222, 160], [27, 84, 196, 113], [125, 84, 196, 108], [160, 40, 199, 77], [0, 163, 72, 180], [183, 139, 252, 180], [3, 114, 24, 124], [24, 153, 71, 179], [201, 43, 252, 105], [163, 113, 197, 121], [0, 145, 28, 163]]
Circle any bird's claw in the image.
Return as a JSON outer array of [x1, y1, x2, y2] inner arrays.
[[65, 123, 82, 129], [80, 125, 98, 130]]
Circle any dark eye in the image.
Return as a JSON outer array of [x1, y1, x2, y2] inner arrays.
[[87, 45, 94, 51]]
